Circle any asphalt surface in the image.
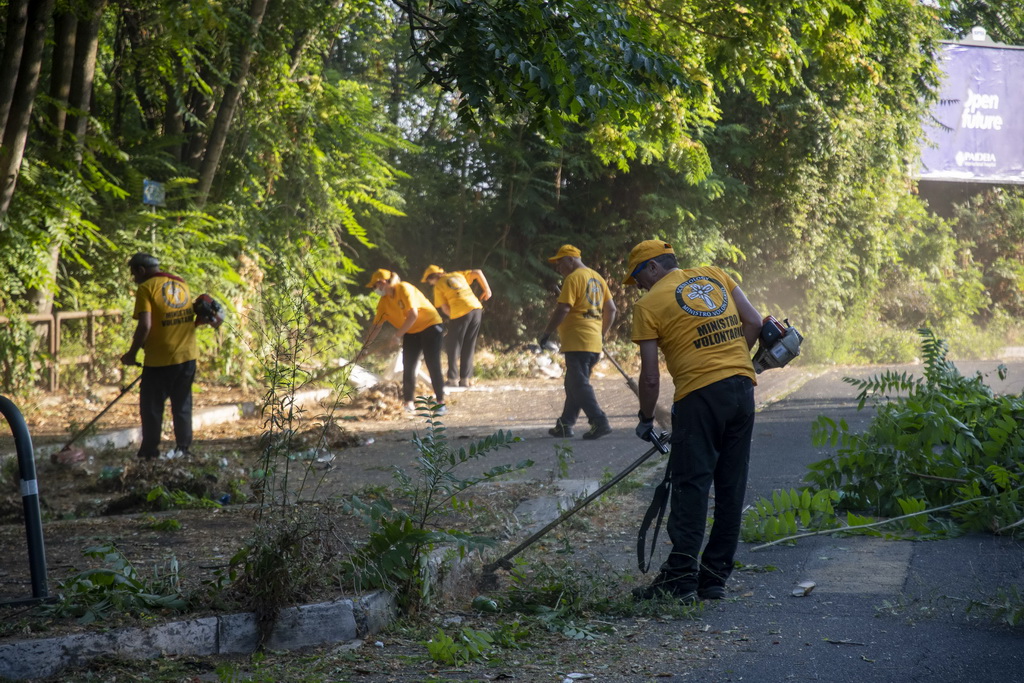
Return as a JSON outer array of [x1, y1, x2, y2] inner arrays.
[[326, 358, 1024, 682], [588, 361, 1024, 683], [686, 361, 1024, 683]]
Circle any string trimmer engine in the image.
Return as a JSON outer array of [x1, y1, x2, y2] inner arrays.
[[752, 315, 803, 374], [193, 293, 225, 329]]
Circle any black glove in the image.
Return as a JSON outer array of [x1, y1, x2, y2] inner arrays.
[[635, 410, 655, 441], [538, 333, 557, 351]]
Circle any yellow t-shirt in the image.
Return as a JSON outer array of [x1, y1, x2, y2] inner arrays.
[[557, 267, 611, 353], [432, 271, 482, 320], [374, 282, 442, 334], [631, 266, 755, 401], [134, 274, 198, 367]]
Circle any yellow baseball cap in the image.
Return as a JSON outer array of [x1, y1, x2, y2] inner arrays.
[[624, 240, 675, 285], [365, 268, 393, 288], [547, 244, 581, 263], [421, 265, 445, 282]]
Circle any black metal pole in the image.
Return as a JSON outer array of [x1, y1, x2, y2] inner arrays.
[[0, 395, 50, 602]]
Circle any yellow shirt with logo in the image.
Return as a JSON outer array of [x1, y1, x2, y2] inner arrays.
[[557, 267, 611, 353], [432, 271, 482, 319], [134, 275, 198, 367], [631, 266, 755, 401], [374, 282, 442, 334]]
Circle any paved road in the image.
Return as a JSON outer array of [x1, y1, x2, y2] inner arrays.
[[596, 361, 1024, 683], [323, 358, 1024, 682]]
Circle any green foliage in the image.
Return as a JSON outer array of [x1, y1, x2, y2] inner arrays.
[[342, 401, 529, 610], [0, 317, 45, 395], [145, 486, 222, 512], [41, 544, 187, 624], [226, 504, 351, 640], [747, 330, 1024, 544], [424, 626, 496, 666], [144, 517, 183, 532], [741, 488, 840, 543]]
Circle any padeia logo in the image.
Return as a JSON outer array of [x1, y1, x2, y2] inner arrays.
[[961, 89, 1003, 130], [675, 276, 728, 318], [955, 150, 997, 167]]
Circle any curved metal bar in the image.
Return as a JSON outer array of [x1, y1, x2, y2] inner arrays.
[[0, 395, 50, 603]]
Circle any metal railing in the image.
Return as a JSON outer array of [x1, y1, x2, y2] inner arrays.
[[0, 395, 54, 607], [0, 309, 123, 391]]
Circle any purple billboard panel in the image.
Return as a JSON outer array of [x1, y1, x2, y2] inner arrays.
[[918, 43, 1024, 184]]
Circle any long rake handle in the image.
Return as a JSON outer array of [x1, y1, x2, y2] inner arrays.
[[60, 372, 142, 451]]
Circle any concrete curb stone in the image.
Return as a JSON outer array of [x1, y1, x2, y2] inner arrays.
[[0, 591, 396, 680]]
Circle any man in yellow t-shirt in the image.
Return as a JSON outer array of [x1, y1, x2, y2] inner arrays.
[[121, 253, 199, 460], [422, 265, 492, 388], [538, 244, 616, 440], [364, 268, 447, 414], [626, 239, 762, 604]]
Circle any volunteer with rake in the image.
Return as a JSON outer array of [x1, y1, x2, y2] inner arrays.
[[539, 244, 616, 440], [365, 268, 447, 415], [627, 239, 762, 603]]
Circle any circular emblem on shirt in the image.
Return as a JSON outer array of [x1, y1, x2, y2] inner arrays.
[[446, 276, 466, 291], [161, 280, 189, 309], [675, 276, 728, 317], [585, 278, 602, 307]]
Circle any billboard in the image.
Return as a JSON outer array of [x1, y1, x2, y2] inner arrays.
[[918, 42, 1024, 184]]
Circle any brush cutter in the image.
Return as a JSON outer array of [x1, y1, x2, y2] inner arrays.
[[53, 368, 142, 464], [480, 432, 669, 583]]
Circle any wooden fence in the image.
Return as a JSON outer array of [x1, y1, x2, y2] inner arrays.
[[0, 310, 124, 391]]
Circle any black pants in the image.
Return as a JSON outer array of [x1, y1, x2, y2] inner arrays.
[[445, 308, 482, 385], [402, 324, 446, 404], [662, 375, 755, 589], [558, 351, 608, 428], [138, 360, 196, 459]]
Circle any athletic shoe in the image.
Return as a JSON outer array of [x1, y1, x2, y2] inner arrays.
[[548, 421, 574, 438], [581, 422, 612, 440], [632, 573, 698, 604], [698, 584, 726, 600], [434, 404, 448, 416]]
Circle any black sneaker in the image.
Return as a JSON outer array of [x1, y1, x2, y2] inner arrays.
[[581, 422, 612, 440], [632, 575, 698, 604], [698, 584, 726, 600], [548, 421, 574, 438]]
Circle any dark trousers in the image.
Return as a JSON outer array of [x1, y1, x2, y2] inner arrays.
[[402, 324, 446, 404], [445, 308, 482, 385], [662, 375, 755, 589], [138, 360, 196, 459], [558, 351, 608, 428]]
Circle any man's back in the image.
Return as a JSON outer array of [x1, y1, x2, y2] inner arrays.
[[134, 274, 197, 367]]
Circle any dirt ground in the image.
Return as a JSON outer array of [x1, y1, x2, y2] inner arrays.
[[0, 360, 618, 630]]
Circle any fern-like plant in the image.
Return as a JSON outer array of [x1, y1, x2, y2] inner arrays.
[[343, 398, 531, 610]]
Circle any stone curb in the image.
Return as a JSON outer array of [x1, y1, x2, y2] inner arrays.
[[0, 591, 396, 681]]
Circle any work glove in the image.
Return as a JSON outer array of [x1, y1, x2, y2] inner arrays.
[[538, 334, 557, 351], [635, 410, 655, 442]]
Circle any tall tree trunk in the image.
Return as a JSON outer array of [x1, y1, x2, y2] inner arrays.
[[164, 81, 185, 162], [195, 0, 271, 205], [0, 0, 55, 216], [184, 81, 215, 169], [0, 0, 30, 141], [66, 0, 106, 163], [46, 11, 78, 150]]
